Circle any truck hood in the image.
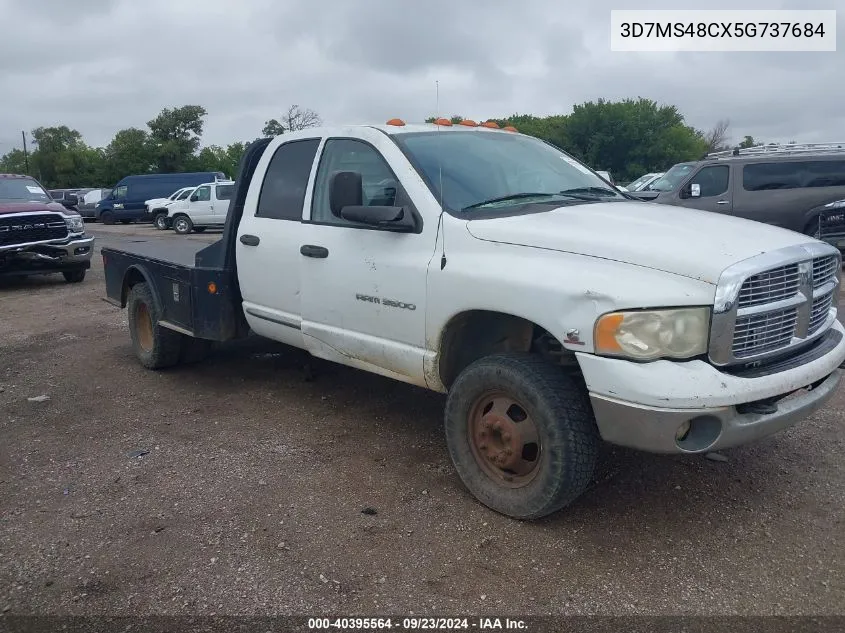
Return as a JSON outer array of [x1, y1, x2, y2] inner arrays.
[[0, 201, 69, 215], [464, 201, 815, 284]]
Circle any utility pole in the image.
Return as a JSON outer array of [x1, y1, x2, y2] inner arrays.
[[21, 130, 29, 173]]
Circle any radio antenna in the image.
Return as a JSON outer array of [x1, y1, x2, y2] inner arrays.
[[436, 80, 447, 270]]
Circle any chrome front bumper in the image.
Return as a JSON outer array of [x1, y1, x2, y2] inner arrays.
[[0, 235, 95, 268], [589, 368, 841, 453]]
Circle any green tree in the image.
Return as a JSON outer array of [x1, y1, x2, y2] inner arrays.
[[0, 148, 30, 176], [147, 105, 208, 172], [195, 142, 246, 179], [738, 135, 758, 148], [29, 126, 95, 188], [101, 128, 153, 184]]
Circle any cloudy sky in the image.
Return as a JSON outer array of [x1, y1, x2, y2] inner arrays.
[[0, 0, 842, 154]]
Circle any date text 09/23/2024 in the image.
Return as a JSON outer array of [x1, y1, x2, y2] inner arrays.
[[307, 617, 529, 630]]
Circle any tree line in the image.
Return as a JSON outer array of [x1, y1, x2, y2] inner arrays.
[[1, 97, 761, 189]]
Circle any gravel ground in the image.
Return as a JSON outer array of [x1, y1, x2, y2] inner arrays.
[[0, 224, 843, 617]]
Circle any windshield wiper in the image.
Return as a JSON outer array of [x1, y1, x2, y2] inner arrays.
[[462, 192, 563, 211], [558, 187, 622, 198]]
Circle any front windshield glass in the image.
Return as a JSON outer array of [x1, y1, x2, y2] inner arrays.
[[392, 131, 626, 212], [176, 189, 193, 200], [626, 173, 655, 190], [649, 163, 696, 192], [0, 177, 52, 203]]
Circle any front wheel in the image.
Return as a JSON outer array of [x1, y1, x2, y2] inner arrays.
[[154, 214, 169, 230], [444, 353, 599, 520], [172, 215, 193, 235], [62, 269, 86, 283], [100, 211, 115, 225]]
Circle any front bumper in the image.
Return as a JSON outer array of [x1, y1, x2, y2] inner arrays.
[[578, 320, 845, 453], [0, 235, 95, 275]]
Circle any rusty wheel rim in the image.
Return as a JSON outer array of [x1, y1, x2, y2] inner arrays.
[[468, 391, 542, 488], [135, 302, 154, 352]]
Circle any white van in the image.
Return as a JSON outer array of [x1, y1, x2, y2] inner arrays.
[[167, 181, 235, 234]]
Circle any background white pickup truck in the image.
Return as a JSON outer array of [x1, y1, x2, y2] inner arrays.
[[102, 121, 845, 520], [167, 180, 235, 234]]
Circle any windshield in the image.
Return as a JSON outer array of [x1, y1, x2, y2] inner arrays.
[[649, 163, 696, 192], [626, 173, 657, 190], [0, 177, 52, 203], [176, 188, 193, 200], [392, 131, 626, 213]]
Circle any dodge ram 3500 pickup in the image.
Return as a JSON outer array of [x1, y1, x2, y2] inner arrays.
[[1, 174, 94, 282], [101, 121, 845, 519]]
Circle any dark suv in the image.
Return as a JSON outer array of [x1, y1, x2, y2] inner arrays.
[[632, 144, 845, 241]]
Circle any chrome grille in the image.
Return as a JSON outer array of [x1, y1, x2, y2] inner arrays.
[[737, 264, 800, 308], [732, 308, 798, 358], [809, 290, 835, 335], [813, 255, 838, 288], [709, 243, 841, 366], [0, 213, 68, 247]]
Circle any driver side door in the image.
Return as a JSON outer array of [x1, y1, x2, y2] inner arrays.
[[676, 165, 733, 215], [188, 185, 214, 224], [299, 135, 438, 386]]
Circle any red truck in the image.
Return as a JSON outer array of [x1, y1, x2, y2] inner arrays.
[[0, 174, 94, 282]]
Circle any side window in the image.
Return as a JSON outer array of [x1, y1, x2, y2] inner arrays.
[[311, 139, 399, 225], [256, 138, 321, 220], [690, 165, 729, 197], [193, 186, 211, 202], [744, 160, 845, 190], [216, 184, 234, 200], [113, 185, 127, 200]]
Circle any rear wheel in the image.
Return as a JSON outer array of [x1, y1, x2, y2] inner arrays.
[[173, 215, 193, 235], [127, 282, 183, 369], [62, 269, 86, 283], [444, 353, 599, 519], [154, 214, 169, 230], [100, 211, 115, 225]]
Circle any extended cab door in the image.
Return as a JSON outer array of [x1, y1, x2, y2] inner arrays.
[[235, 136, 322, 347], [298, 130, 438, 387]]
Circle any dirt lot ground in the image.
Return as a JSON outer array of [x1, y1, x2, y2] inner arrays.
[[1, 223, 844, 617]]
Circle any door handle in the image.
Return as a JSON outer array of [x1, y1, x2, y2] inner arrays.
[[300, 244, 329, 258], [240, 234, 260, 246], [716, 200, 729, 205]]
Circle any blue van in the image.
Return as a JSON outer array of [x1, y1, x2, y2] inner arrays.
[[95, 172, 226, 224]]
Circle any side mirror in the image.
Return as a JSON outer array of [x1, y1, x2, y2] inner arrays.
[[330, 171, 363, 217], [339, 205, 415, 232], [690, 183, 701, 198]]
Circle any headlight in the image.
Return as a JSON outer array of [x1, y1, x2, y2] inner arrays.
[[824, 199, 845, 209], [594, 307, 710, 360], [65, 215, 84, 234]]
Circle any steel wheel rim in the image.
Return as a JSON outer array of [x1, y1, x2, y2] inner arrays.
[[467, 390, 543, 488], [175, 219, 187, 232], [156, 216, 167, 229], [135, 302, 154, 352]]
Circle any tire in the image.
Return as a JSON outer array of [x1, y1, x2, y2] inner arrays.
[[126, 282, 183, 369], [154, 214, 169, 230], [173, 215, 193, 235], [193, 227, 207, 233], [100, 211, 115, 225], [444, 353, 599, 520], [62, 269, 86, 283]]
